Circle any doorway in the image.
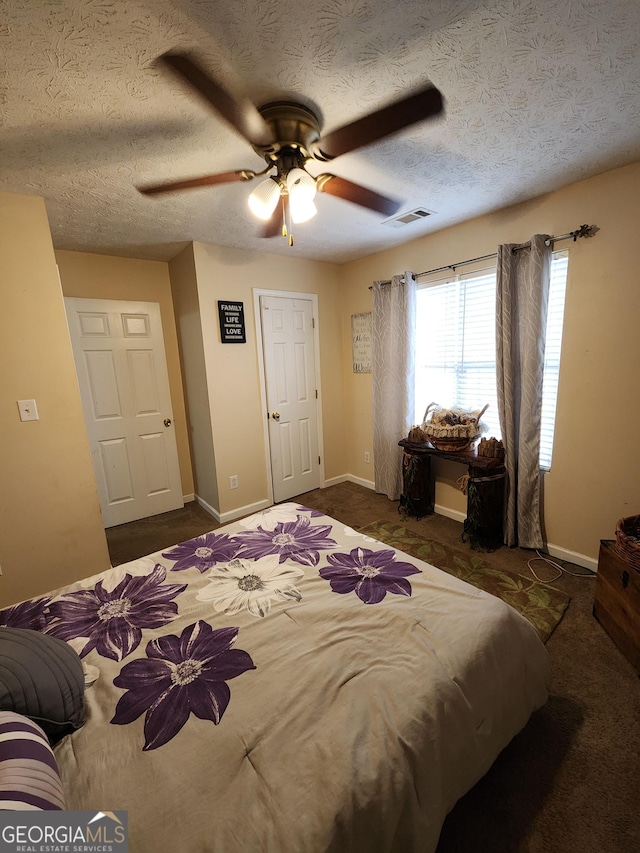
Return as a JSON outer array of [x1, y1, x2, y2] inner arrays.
[[65, 297, 184, 528], [255, 291, 323, 503]]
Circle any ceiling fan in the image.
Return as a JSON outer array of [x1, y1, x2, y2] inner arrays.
[[138, 52, 444, 244]]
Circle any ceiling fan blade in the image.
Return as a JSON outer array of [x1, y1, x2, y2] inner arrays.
[[159, 52, 273, 147], [313, 84, 443, 160], [139, 170, 253, 196], [316, 174, 401, 216]]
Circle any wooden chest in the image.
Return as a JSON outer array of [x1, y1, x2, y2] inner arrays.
[[593, 540, 640, 672]]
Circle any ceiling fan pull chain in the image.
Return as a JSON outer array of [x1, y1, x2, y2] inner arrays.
[[288, 199, 294, 246], [281, 197, 287, 237], [283, 194, 293, 245]]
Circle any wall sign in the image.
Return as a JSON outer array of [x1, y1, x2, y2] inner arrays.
[[351, 312, 372, 373], [218, 300, 246, 343]]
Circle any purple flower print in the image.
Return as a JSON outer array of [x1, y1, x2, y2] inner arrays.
[[111, 620, 255, 751], [0, 597, 51, 631], [47, 565, 186, 661], [295, 505, 325, 518], [163, 532, 240, 573], [320, 547, 421, 604], [234, 516, 337, 567]]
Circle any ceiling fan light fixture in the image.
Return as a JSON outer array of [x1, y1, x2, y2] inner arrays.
[[286, 167, 318, 223], [248, 176, 281, 220], [286, 167, 317, 198], [290, 196, 318, 224]]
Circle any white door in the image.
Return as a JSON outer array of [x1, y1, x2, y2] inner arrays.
[[65, 298, 183, 528], [260, 296, 320, 503]]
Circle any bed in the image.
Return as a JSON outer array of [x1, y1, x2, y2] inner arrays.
[[0, 504, 548, 851]]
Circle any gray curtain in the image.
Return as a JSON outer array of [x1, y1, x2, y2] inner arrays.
[[496, 235, 551, 548], [371, 272, 416, 500]]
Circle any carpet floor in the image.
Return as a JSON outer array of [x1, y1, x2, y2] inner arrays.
[[106, 481, 640, 853]]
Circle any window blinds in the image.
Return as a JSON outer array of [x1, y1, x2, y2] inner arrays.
[[414, 251, 568, 469]]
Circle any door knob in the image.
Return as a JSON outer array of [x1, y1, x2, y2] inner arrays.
[[164, 418, 172, 427], [271, 412, 280, 420]]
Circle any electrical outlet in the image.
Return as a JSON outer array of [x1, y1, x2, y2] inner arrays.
[[364, 451, 370, 463], [229, 475, 238, 490]]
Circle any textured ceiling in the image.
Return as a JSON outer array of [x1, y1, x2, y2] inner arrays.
[[1, 0, 639, 264]]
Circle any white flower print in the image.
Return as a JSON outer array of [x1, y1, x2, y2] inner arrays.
[[342, 525, 377, 542], [196, 555, 305, 617], [238, 504, 302, 531]]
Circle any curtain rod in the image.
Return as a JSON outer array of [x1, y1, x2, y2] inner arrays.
[[370, 224, 598, 287], [414, 223, 599, 279]]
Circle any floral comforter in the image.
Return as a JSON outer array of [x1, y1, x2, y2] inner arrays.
[[2, 504, 549, 852]]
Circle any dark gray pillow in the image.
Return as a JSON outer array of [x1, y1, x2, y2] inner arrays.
[[0, 627, 85, 744]]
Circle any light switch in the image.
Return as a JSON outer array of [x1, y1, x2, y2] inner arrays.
[[17, 399, 39, 422]]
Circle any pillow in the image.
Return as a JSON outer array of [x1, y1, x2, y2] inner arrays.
[[0, 628, 85, 744], [0, 711, 65, 810]]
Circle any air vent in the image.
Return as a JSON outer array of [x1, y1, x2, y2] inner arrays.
[[383, 208, 434, 228]]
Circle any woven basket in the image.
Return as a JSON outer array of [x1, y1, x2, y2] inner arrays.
[[422, 403, 487, 452], [614, 515, 640, 570], [427, 434, 480, 452]]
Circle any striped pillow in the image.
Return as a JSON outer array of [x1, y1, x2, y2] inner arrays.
[[0, 711, 65, 810]]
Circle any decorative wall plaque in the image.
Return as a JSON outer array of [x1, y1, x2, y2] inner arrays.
[[351, 312, 372, 373], [218, 301, 246, 343]]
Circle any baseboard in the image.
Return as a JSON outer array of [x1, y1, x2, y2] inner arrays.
[[546, 543, 598, 572], [434, 506, 596, 569], [342, 474, 375, 490], [434, 504, 467, 524], [323, 474, 350, 487], [183, 493, 195, 503], [195, 495, 221, 523], [219, 499, 273, 525], [433, 503, 596, 569], [195, 478, 599, 571], [195, 495, 273, 525]]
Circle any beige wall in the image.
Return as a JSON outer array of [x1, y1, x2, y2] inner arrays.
[[169, 245, 219, 510], [4, 159, 635, 605], [172, 242, 345, 517], [0, 193, 110, 605], [55, 249, 194, 498], [340, 161, 640, 564]]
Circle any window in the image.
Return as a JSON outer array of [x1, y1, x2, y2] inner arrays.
[[539, 251, 568, 469], [414, 250, 569, 470]]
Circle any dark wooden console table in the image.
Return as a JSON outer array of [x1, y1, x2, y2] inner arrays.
[[398, 439, 506, 549]]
